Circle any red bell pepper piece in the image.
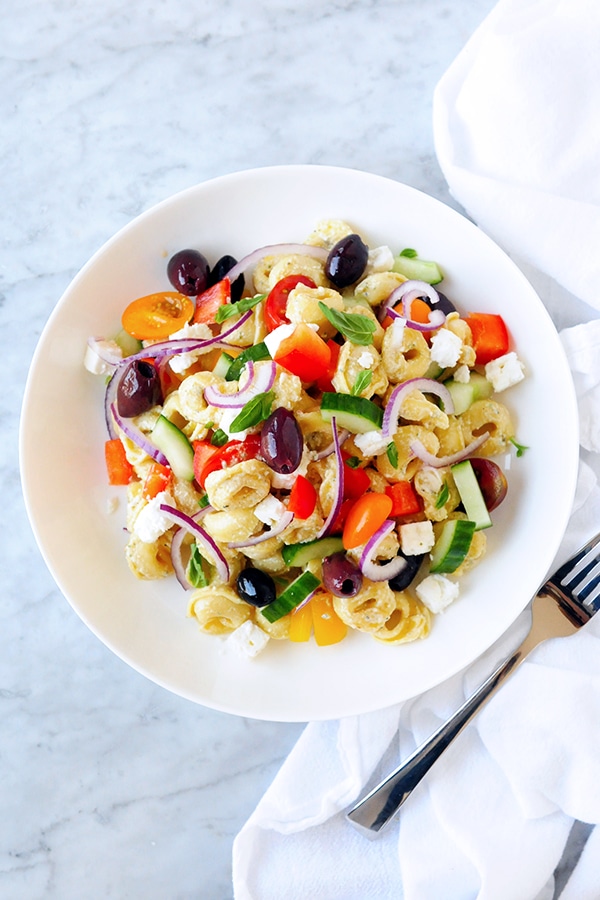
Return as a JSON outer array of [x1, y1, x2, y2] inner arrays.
[[274, 323, 331, 383], [142, 461, 173, 500], [341, 452, 371, 499], [105, 439, 134, 485], [192, 278, 230, 325], [385, 481, 423, 517], [466, 313, 510, 365], [288, 474, 317, 520], [315, 339, 341, 392]]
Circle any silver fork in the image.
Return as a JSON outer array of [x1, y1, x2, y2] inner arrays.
[[346, 532, 600, 838]]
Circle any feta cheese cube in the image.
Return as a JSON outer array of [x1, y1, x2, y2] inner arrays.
[[254, 494, 286, 527], [218, 406, 249, 440], [133, 491, 176, 543], [83, 339, 122, 375], [453, 364, 471, 384], [168, 322, 214, 374], [485, 352, 525, 392], [366, 245, 395, 274], [430, 328, 463, 368], [415, 573, 460, 613], [357, 351, 374, 368], [354, 430, 390, 457], [227, 620, 270, 658], [263, 323, 296, 359], [400, 521, 435, 556]]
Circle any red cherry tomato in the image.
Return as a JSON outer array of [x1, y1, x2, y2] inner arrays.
[[341, 452, 371, 499], [193, 434, 261, 488], [264, 274, 316, 332], [315, 339, 341, 392], [342, 492, 393, 550]]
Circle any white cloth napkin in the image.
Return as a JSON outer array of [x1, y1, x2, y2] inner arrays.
[[233, 2, 600, 896]]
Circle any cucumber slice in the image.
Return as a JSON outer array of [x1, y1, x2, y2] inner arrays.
[[392, 254, 443, 285], [260, 571, 321, 623], [444, 372, 493, 415], [212, 351, 235, 378], [282, 536, 344, 568], [151, 415, 194, 481], [430, 519, 476, 573], [451, 460, 492, 530], [225, 342, 271, 381], [113, 328, 143, 357], [320, 392, 383, 433]]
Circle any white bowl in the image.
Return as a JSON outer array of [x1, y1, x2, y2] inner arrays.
[[20, 165, 579, 722]]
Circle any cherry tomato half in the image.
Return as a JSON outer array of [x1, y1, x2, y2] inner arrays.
[[342, 492, 393, 550], [264, 274, 316, 332], [194, 434, 262, 488], [121, 291, 194, 340]]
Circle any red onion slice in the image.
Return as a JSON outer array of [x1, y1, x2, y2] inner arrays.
[[203, 360, 277, 409], [359, 519, 407, 582], [170, 506, 214, 590], [386, 306, 446, 333], [382, 378, 454, 439], [379, 279, 445, 332], [87, 336, 122, 368], [110, 402, 169, 466], [228, 509, 295, 549], [224, 243, 328, 286], [159, 503, 230, 583], [104, 369, 123, 439], [410, 431, 490, 468], [314, 429, 350, 460], [317, 417, 344, 539]]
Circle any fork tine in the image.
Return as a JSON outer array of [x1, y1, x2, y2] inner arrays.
[[559, 545, 600, 587]]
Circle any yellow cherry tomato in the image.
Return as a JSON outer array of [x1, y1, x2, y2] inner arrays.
[[342, 492, 393, 550], [311, 593, 347, 646], [121, 291, 194, 340]]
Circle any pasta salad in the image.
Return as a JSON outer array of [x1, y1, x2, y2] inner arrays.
[[86, 220, 526, 657]]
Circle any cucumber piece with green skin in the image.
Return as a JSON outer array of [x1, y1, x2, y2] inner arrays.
[[443, 372, 493, 415], [151, 415, 194, 481], [212, 351, 235, 378], [114, 328, 143, 357], [451, 460, 492, 530], [260, 571, 321, 623], [320, 392, 383, 433], [282, 536, 344, 568], [430, 519, 476, 573], [392, 255, 443, 285]]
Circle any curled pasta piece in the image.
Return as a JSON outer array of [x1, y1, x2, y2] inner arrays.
[[172, 478, 205, 517], [413, 466, 460, 522], [304, 218, 354, 249], [125, 532, 174, 580], [203, 509, 262, 544], [178, 371, 224, 424], [250, 552, 288, 575], [395, 388, 449, 431], [251, 253, 327, 294], [381, 326, 431, 383], [332, 343, 388, 399], [272, 369, 307, 412], [353, 271, 407, 308], [434, 416, 466, 458], [205, 459, 272, 511], [189, 585, 251, 635], [444, 313, 476, 367], [373, 592, 431, 643], [333, 580, 396, 633], [254, 609, 291, 640], [459, 399, 515, 456], [222, 306, 267, 348], [433, 514, 488, 575], [376, 425, 439, 483], [286, 284, 345, 338], [281, 508, 325, 545]]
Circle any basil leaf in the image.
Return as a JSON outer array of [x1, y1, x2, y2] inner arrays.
[[350, 370, 372, 396], [211, 428, 229, 447], [229, 390, 275, 433], [187, 544, 210, 588], [317, 302, 376, 346], [215, 293, 266, 323], [399, 248, 418, 258], [386, 441, 399, 468], [225, 342, 271, 382], [510, 437, 529, 457], [434, 483, 449, 509], [344, 455, 360, 469]]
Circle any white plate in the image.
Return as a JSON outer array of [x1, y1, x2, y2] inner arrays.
[[19, 165, 579, 722]]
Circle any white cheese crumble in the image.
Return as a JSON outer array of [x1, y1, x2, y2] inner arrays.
[[388, 316, 406, 349], [485, 352, 525, 392], [270, 446, 315, 489], [254, 494, 287, 527], [133, 491, 176, 543], [168, 322, 214, 374], [416, 573, 460, 613], [430, 329, 463, 368], [357, 351, 374, 368], [218, 406, 249, 441], [354, 430, 390, 457], [366, 245, 395, 274], [453, 364, 471, 384], [83, 339, 122, 375], [399, 521, 435, 555], [263, 321, 318, 359], [227, 620, 270, 658]]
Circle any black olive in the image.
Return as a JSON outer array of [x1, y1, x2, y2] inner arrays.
[[423, 290, 456, 316], [388, 552, 425, 591], [167, 248, 210, 296], [116, 360, 163, 418], [325, 234, 369, 288], [322, 552, 363, 598], [236, 568, 276, 608], [208, 254, 245, 303], [260, 408, 303, 475]]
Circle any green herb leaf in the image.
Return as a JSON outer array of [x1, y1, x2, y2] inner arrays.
[[198, 493, 210, 509], [434, 483, 450, 509], [386, 441, 399, 468], [399, 248, 418, 258], [344, 456, 360, 469], [229, 390, 275, 433], [211, 428, 229, 447], [317, 302, 376, 346], [187, 544, 210, 588], [215, 293, 266, 323], [350, 370, 373, 396], [225, 342, 271, 382], [510, 437, 529, 457]]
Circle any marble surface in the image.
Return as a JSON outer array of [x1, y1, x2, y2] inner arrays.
[[3, 0, 592, 897]]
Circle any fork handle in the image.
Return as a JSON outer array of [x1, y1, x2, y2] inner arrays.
[[346, 647, 525, 837]]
